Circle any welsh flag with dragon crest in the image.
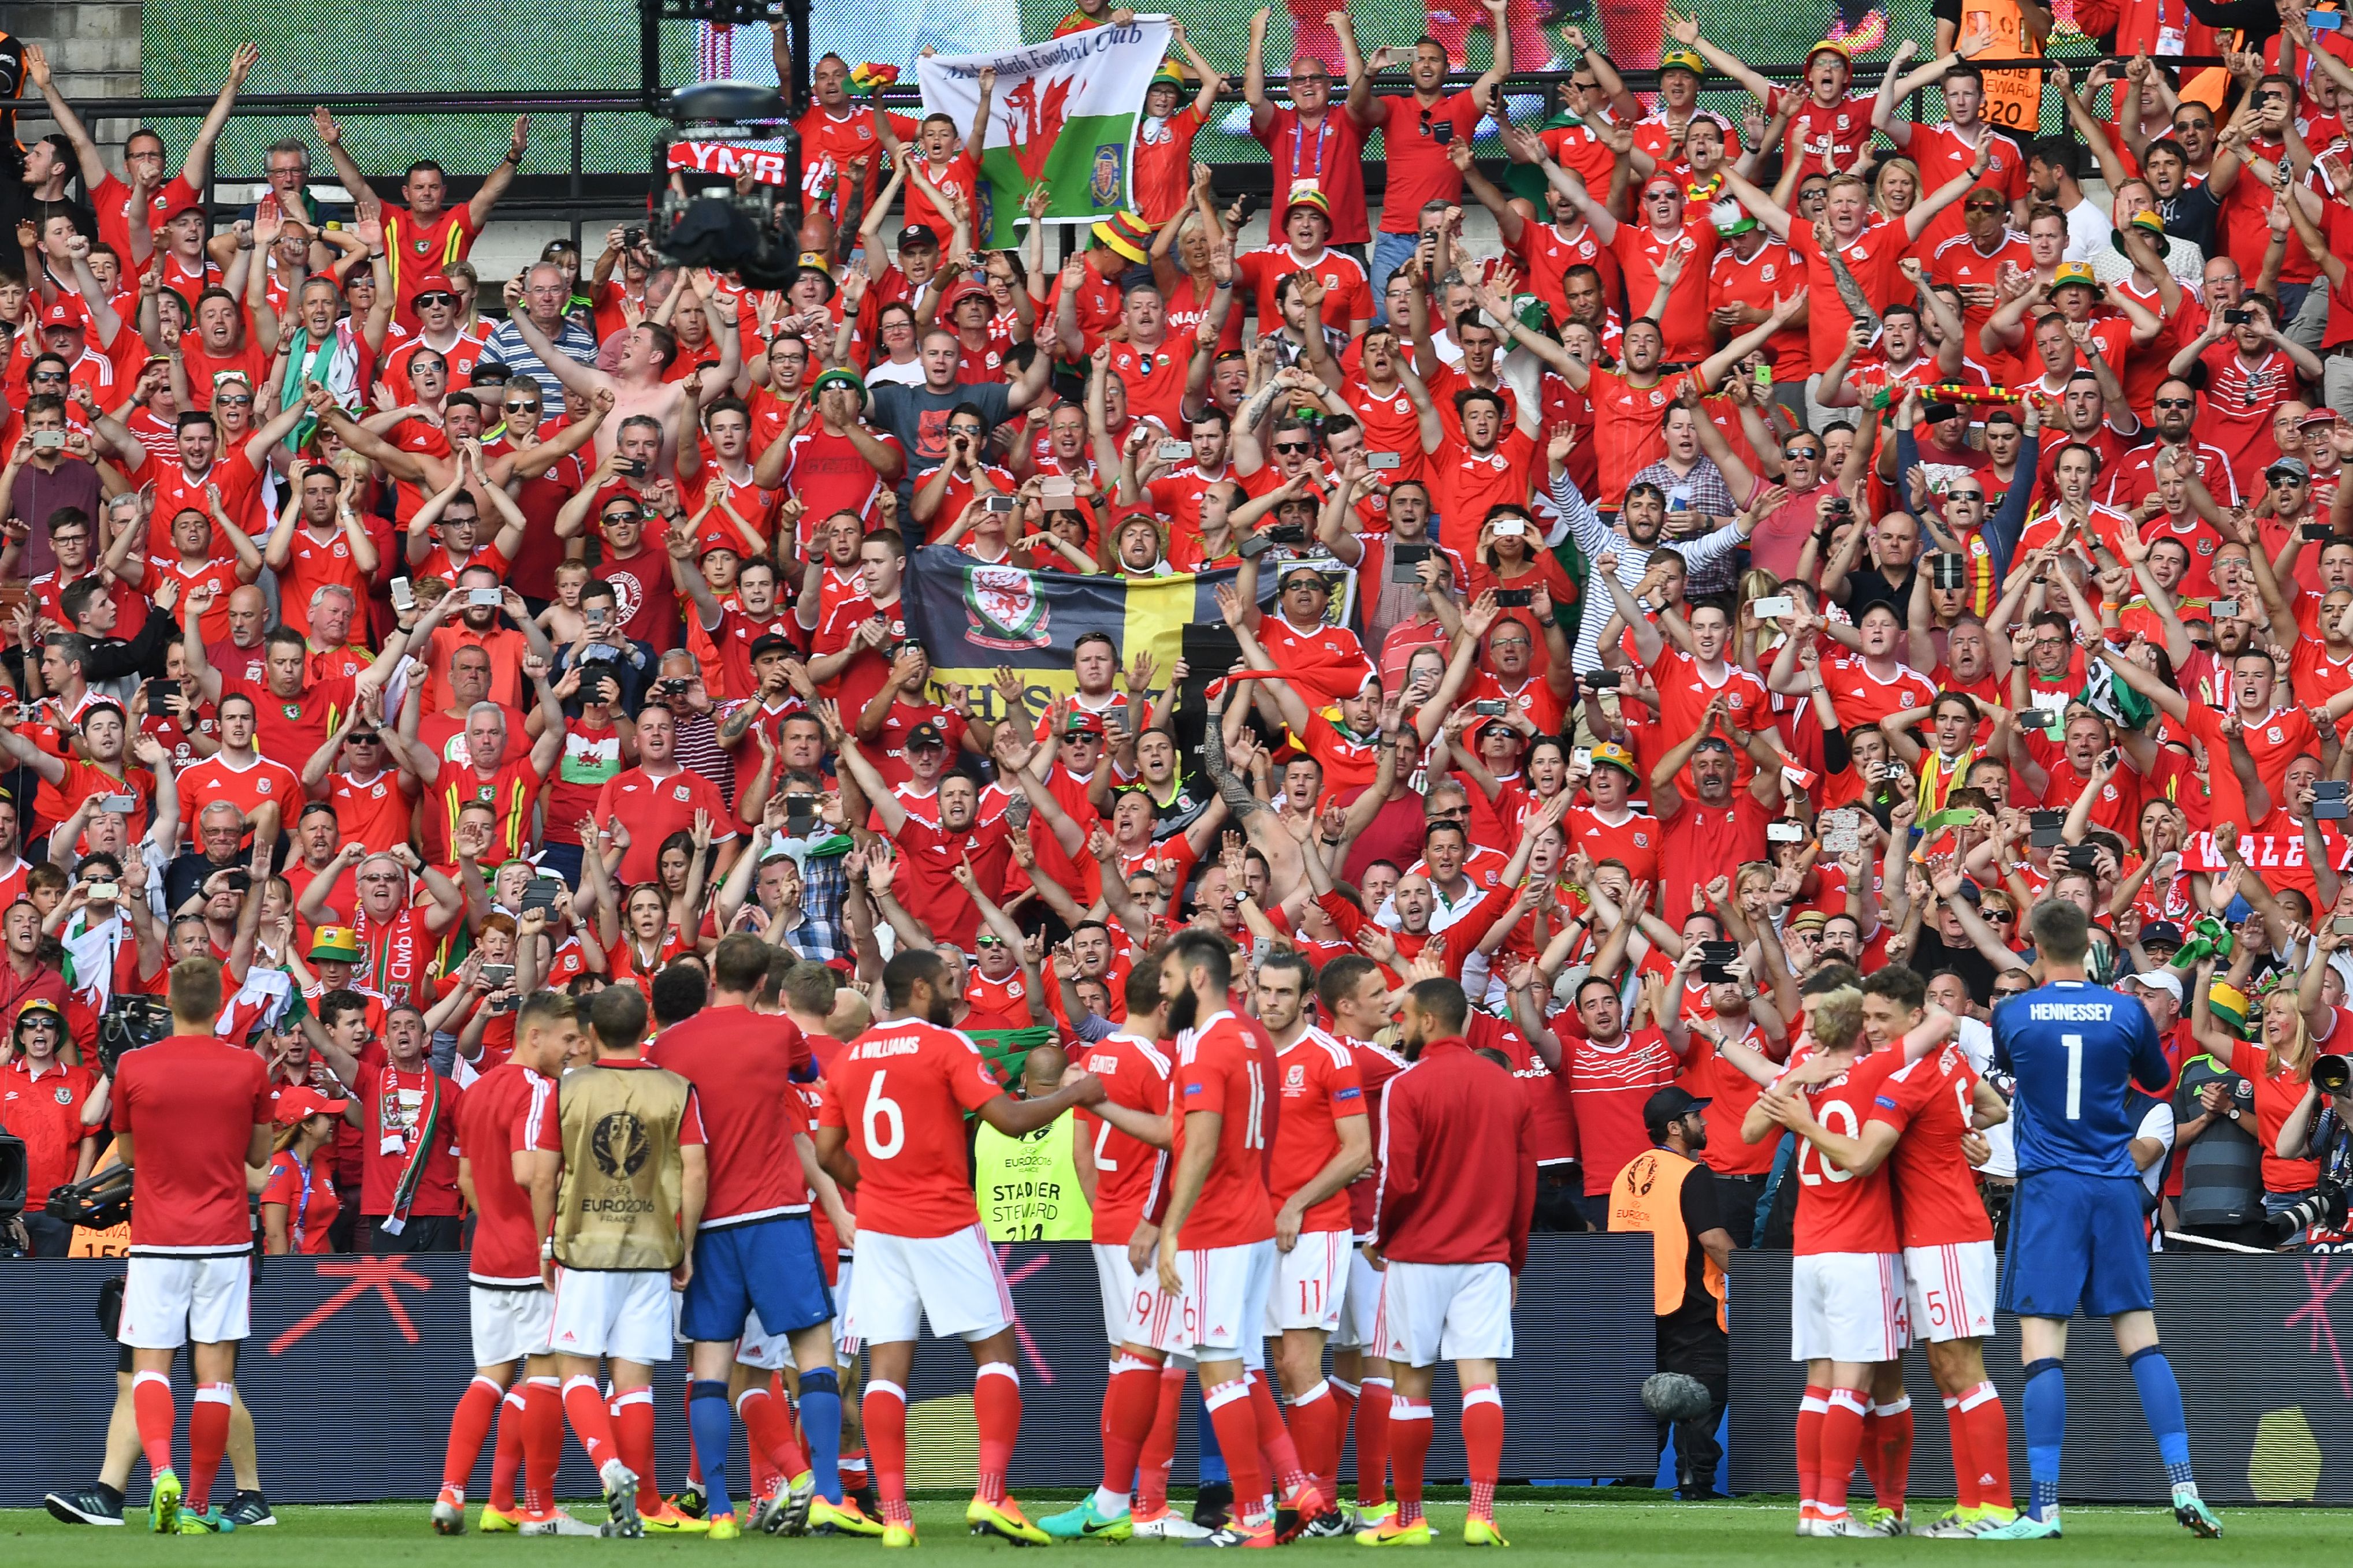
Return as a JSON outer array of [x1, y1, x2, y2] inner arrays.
[[915, 20, 1173, 251]]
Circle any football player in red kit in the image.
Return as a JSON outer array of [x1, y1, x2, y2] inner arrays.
[[813, 949, 1105, 1547], [1768, 967, 2017, 1536]]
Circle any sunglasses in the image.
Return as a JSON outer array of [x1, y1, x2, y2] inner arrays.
[[976, 935, 1006, 948], [1985, 908, 2016, 923], [2153, 397, 2195, 409], [216, 395, 252, 407], [415, 290, 461, 306], [1965, 197, 2004, 210], [601, 511, 642, 525], [1273, 441, 1315, 455], [29, 371, 65, 381], [1783, 446, 1822, 460], [503, 399, 538, 412], [1947, 491, 1984, 502]]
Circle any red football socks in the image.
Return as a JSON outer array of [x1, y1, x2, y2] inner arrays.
[[1942, 1394, 1978, 1510], [1202, 1377, 1266, 1528], [862, 1379, 911, 1526], [187, 1384, 232, 1513], [1874, 1396, 1913, 1513], [560, 1376, 619, 1472], [131, 1369, 175, 1478], [1137, 1364, 1187, 1513], [737, 1381, 806, 1486], [488, 1385, 525, 1511], [441, 1375, 502, 1493], [1461, 1385, 1504, 1522], [1355, 1376, 1391, 1509], [1958, 1382, 2012, 1510], [1795, 1384, 1829, 1508], [1388, 1395, 1433, 1528], [1248, 1372, 1309, 1503], [1817, 1388, 1869, 1515], [1098, 1355, 1164, 1497], [522, 1377, 563, 1515], [611, 1387, 659, 1513], [1288, 1379, 1340, 1500], [973, 1362, 1022, 1507]]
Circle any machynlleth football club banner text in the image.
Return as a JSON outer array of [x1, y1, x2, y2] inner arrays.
[[899, 545, 1353, 716], [916, 20, 1173, 249]]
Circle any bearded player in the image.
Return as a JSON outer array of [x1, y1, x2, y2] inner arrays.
[[1045, 959, 1215, 1540], [1255, 949, 1368, 1539], [814, 949, 1106, 1547], [1043, 931, 1288, 1547]]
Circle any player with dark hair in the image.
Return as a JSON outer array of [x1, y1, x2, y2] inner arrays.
[[813, 948, 1103, 1546]]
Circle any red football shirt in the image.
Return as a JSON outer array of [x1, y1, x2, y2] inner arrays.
[[1267, 1027, 1366, 1231], [1778, 1045, 1904, 1255], [1076, 1030, 1176, 1243], [1168, 1011, 1278, 1249], [1869, 1041, 1994, 1247], [648, 1005, 815, 1224], [113, 1034, 272, 1252], [826, 1015, 1005, 1238], [455, 1062, 555, 1285]]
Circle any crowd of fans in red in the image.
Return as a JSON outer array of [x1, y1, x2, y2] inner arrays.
[[0, 0, 2345, 1276]]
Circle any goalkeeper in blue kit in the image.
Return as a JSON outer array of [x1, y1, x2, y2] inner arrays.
[[1983, 899, 2221, 1540]]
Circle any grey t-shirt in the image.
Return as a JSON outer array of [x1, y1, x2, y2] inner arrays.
[[866, 378, 1015, 525]]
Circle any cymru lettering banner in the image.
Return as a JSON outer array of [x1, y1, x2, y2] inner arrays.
[[916, 21, 1173, 249]]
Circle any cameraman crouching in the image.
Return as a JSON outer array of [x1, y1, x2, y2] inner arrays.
[[2274, 1055, 2353, 1250]]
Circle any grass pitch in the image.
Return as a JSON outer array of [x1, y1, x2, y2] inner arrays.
[[2, 1493, 2343, 1566]]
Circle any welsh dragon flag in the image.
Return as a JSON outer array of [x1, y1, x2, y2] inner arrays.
[[916, 19, 1172, 251]]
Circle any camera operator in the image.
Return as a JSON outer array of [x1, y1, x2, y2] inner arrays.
[[2273, 1054, 2353, 1250]]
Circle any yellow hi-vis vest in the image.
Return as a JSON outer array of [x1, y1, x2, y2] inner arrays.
[[973, 1112, 1091, 1241]]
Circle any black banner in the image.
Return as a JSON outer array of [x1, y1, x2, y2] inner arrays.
[[0, 1235, 1660, 1507], [1728, 1250, 2353, 1505]]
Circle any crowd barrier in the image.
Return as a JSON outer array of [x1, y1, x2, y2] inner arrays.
[[1728, 1249, 2353, 1505], [0, 1235, 1660, 1507]]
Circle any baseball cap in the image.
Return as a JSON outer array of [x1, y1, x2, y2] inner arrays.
[[1064, 710, 1108, 738], [411, 271, 458, 301], [1588, 741, 1641, 780], [2267, 455, 2310, 482], [1092, 209, 1153, 263], [2044, 261, 2101, 298], [896, 224, 940, 252], [309, 925, 363, 963], [1643, 1085, 1711, 1134], [1660, 44, 1706, 76], [2127, 969, 2184, 1004], [748, 632, 796, 664], [905, 721, 948, 750], [2140, 919, 2185, 951], [1805, 38, 1853, 64], [40, 296, 84, 332], [274, 1083, 352, 1125]]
